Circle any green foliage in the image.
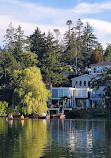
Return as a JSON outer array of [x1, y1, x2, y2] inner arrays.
[[66, 108, 107, 118], [30, 27, 46, 62], [91, 69, 111, 108], [0, 101, 8, 116], [30, 30, 67, 86], [104, 44, 111, 62], [12, 66, 51, 115], [4, 23, 26, 53], [90, 49, 103, 64]]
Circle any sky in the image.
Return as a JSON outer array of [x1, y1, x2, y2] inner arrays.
[[0, 0, 111, 49]]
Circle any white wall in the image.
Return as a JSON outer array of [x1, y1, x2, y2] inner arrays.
[[72, 75, 92, 88]]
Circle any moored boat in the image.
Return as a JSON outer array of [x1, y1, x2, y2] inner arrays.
[[38, 113, 47, 119]]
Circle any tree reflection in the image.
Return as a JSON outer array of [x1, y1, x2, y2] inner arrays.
[[18, 119, 49, 158], [0, 119, 50, 158]]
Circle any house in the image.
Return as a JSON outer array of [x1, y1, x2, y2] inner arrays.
[[48, 62, 111, 113], [89, 62, 111, 75], [71, 74, 93, 88], [71, 73, 105, 108], [48, 87, 91, 114]]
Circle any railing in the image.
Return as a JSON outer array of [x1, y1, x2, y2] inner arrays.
[[73, 89, 89, 98], [51, 88, 90, 99]]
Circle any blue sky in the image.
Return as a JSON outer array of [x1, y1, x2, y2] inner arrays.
[[0, 0, 111, 48]]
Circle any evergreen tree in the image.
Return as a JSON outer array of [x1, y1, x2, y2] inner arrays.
[[4, 23, 15, 52], [0, 49, 20, 105], [41, 32, 67, 86], [104, 44, 111, 62], [63, 30, 77, 66], [14, 25, 25, 53], [30, 27, 47, 64]]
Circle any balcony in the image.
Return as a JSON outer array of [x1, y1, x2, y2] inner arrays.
[[51, 87, 90, 99], [73, 88, 89, 98]]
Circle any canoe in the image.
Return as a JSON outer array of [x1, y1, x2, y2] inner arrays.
[[5, 117, 29, 120]]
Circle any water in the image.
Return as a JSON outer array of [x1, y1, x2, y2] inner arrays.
[[0, 118, 111, 158]]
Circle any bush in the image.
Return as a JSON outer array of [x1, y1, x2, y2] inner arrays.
[[0, 101, 8, 116], [66, 108, 107, 119]]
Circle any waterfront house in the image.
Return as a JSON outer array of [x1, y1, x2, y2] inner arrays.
[[72, 74, 93, 88], [48, 87, 91, 114], [89, 62, 111, 75], [48, 62, 111, 113]]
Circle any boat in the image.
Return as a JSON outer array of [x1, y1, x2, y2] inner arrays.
[[38, 113, 47, 119]]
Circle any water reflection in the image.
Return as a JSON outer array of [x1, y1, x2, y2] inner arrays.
[[1, 118, 111, 158], [0, 118, 49, 158], [46, 119, 108, 158]]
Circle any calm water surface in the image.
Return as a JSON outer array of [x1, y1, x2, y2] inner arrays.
[[0, 118, 111, 158]]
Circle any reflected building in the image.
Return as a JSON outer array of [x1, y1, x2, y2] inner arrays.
[[48, 119, 107, 157]]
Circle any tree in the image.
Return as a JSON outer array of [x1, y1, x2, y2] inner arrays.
[[4, 24, 26, 53], [0, 101, 8, 116], [14, 25, 25, 53], [30, 28, 67, 86], [0, 49, 21, 105], [104, 44, 111, 62], [4, 23, 15, 52], [90, 49, 103, 64], [91, 69, 111, 109], [66, 20, 72, 35], [75, 18, 83, 39], [14, 51, 38, 69], [41, 32, 67, 86], [63, 31, 77, 66], [30, 27, 46, 64], [12, 66, 51, 115]]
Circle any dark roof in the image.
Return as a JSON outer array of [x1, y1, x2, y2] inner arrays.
[[90, 62, 111, 67]]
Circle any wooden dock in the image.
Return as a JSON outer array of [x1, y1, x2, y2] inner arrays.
[[50, 114, 65, 119]]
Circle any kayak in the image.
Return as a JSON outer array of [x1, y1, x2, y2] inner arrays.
[[5, 117, 29, 120]]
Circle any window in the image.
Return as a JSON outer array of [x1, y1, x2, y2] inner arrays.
[[84, 81, 86, 86], [94, 68, 96, 73], [80, 81, 82, 86], [59, 89, 63, 98], [52, 89, 58, 98], [75, 81, 77, 87]]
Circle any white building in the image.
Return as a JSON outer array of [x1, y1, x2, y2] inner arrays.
[[49, 87, 91, 114], [72, 74, 93, 88], [89, 62, 111, 75], [49, 62, 111, 113]]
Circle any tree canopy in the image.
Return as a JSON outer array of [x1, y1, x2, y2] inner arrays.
[[12, 66, 51, 115]]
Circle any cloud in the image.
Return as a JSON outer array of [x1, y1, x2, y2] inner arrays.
[[83, 18, 111, 35], [0, 0, 111, 49], [74, 1, 111, 14], [0, 15, 67, 47], [82, 18, 111, 48]]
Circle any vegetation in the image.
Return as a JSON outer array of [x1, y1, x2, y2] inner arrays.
[[12, 66, 50, 115], [66, 108, 108, 119], [0, 18, 110, 116], [91, 69, 111, 109]]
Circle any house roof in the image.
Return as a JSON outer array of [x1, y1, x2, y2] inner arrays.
[[90, 62, 111, 67], [71, 74, 93, 80]]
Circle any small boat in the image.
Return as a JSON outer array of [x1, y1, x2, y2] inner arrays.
[[38, 113, 46, 119], [5, 117, 29, 121]]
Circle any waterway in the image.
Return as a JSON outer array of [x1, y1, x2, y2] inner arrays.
[[0, 118, 111, 158]]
